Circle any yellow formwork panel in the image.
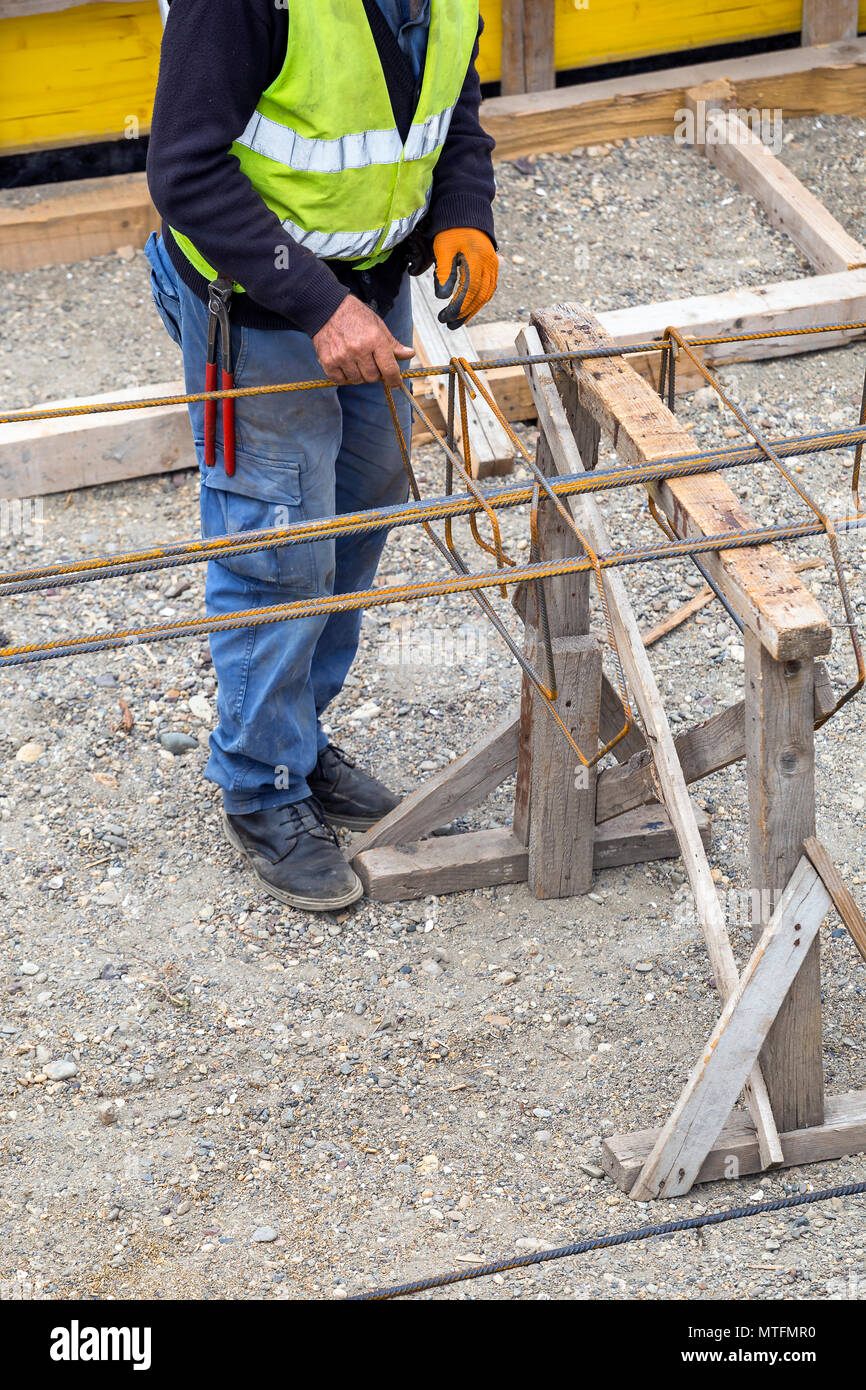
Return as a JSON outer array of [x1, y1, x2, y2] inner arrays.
[[477, 0, 860, 84], [0, 2, 162, 154], [0, 1, 864, 155]]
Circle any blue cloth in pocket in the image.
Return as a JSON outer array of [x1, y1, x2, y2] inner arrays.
[[144, 231, 183, 346]]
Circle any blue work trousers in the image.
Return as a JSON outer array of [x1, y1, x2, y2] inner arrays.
[[145, 232, 412, 812]]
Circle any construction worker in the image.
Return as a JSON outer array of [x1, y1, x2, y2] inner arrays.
[[145, 1, 498, 911]]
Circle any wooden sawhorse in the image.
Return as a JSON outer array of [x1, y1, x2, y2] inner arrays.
[[351, 302, 866, 1197]]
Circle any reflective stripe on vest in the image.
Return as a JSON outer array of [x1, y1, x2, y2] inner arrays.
[[236, 104, 454, 176], [280, 200, 430, 261], [171, 0, 479, 287]]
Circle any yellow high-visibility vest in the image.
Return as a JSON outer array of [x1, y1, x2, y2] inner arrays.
[[172, 0, 479, 287]]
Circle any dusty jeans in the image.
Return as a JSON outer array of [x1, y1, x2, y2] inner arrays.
[[145, 231, 412, 812]]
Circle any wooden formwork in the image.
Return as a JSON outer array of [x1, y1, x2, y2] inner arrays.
[[6, 45, 866, 500], [1, 2, 860, 157], [3, 32, 866, 272]]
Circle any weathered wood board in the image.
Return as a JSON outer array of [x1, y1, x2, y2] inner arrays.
[[354, 801, 712, 903]]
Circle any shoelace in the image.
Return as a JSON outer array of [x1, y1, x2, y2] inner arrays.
[[276, 796, 339, 847]]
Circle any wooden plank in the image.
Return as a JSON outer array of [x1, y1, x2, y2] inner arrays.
[[475, 270, 866, 377], [522, 319, 783, 1169], [356, 800, 712, 902], [631, 857, 832, 1200], [513, 370, 600, 842], [539, 303, 832, 663], [500, 0, 555, 97], [685, 89, 866, 274], [0, 171, 159, 272], [594, 799, 711, 869], [357, 826, 527, 901], [602, 1090, 866, 1192], [804, 836, 866, 965], [528, 635, 601, 898], [480, 38, 866, 160], [597, 269, 866, 363], [746, 635, 825, 1131], [348, 712, 519, 860], [0, 379, 193, 499], [410, 273, 515, 478], [802, 0, 859, 46], [596, 659, 836, 825]]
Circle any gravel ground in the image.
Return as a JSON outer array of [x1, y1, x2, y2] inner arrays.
[[0, 120, 864, 1302]]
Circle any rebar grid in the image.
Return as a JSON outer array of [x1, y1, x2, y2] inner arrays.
[[1, 320, 865, 763]]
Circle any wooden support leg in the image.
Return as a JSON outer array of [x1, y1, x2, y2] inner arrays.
[[745, 635, 825, 1131], [355, 802, 711, 903], [348, 712, 519, 861], [603, 1092, 866, 1192], [521, 416, 596, 637], [629, 857, 832, 1200], [513, 408, 597, 844], [529, 635, 602, 898], [501, 0, 556, 96], [596, 660, 835, 824], [516, 667, 637, 843], [802, 0, 859, 47], [804, 837, 866, 965]]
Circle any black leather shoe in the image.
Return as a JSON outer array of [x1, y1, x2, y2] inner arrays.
[[222, 799, 363, 911], [308, 742, 401, 830]]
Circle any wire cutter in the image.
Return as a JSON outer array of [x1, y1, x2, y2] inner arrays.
[[204, 276, 235, 477]]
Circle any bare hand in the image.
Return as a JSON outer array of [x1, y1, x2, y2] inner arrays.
[[313, 295, 414, 388]]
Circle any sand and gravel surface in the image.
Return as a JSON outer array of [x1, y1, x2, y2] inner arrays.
[[0, 118, 864, 1301]]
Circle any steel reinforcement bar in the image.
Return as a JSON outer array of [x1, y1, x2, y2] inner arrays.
[[2, 515, 864, 668], [1, 423, 864, 599], [2, 320, 865, 429]]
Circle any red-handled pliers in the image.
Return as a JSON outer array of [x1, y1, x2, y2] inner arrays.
[[204, 276, 235, 477]]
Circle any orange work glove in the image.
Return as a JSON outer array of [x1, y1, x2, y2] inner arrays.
[[433, 228, 498, 331]]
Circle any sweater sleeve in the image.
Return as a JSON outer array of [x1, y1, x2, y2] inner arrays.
[[146, 0, 348, 336], [426, 23, 496, 245]]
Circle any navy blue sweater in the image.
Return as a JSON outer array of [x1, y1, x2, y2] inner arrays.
[[146, 0, 496, 336]]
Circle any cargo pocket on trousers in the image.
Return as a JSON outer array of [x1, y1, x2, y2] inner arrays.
[[200, 453, 333, 597]]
